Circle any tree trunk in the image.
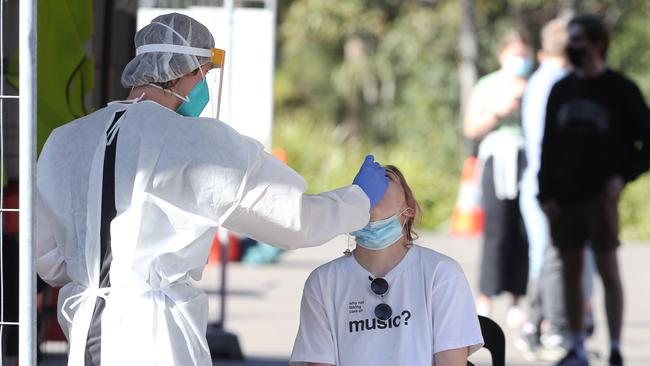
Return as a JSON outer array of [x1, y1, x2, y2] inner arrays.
[[457, 0, 478, 155], [458, 0, 478, 118], [340, 36, 366, 139]]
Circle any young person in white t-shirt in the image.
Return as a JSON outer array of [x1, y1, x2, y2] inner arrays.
[[291, 166, 484, 366]]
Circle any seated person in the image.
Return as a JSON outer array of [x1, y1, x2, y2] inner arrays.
[[291, 165, 484, 366]]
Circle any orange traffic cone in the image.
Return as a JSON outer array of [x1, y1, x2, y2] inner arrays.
[[450, 156, 484, 237], [208, 231, 241, 264]]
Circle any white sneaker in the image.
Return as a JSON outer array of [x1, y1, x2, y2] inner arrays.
[[506, 306, 525, 329], [541, 332, 571, 351]]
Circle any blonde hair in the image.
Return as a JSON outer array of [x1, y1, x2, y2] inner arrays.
[[384, 165, 421, 243], [541, 18, 569, 57]]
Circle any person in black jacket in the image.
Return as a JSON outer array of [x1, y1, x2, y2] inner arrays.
[[538, 14, 650, 366]]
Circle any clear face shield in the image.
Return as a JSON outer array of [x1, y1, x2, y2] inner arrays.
[[203, 48, 226, 120]]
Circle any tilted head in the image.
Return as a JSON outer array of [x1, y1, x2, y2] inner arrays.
[[369, 165, 420, 243]]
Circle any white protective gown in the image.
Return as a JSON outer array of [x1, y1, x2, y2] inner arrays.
[[35, 100, 370, 366]]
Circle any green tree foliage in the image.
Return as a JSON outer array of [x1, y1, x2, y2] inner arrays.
[[274, 0, 650, 238], [8, 0, 94, 153]]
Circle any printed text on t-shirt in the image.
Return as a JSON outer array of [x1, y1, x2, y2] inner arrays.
[[348, 300, 365, 314], [348, 310, 412, 333]]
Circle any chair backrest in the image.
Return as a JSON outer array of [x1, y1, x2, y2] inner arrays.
[[467, 315, 505, 366]]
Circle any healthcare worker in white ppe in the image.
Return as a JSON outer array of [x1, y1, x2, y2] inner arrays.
[[35, 13, 388, 366]]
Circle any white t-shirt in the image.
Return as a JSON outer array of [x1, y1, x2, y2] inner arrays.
[[291, 245, 484, 366]]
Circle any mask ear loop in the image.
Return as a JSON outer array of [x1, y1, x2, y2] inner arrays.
[[399, 207, 414, 249], [134, 91, 146, 103], [147, 83, 189, 102]]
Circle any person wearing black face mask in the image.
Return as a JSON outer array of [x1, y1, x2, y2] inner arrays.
[[565, 44, 588, 68], [538, 14, 650, 366]]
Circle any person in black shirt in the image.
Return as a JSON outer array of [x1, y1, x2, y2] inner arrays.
[[539, 14, 650, 366]]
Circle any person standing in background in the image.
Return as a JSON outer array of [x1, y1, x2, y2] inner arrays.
[[463, 29, 532, 326], [517, 17, 571, 360], [518, 17, 599, 361], [539, 14, 650, 366]]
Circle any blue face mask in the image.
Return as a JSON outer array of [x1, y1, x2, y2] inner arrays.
[[503, 56, 532, 78], [351, 212, 405, 250], [176, 78, 210, 117]]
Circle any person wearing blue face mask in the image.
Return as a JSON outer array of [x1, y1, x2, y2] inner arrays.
[[35, 13, 388, 366], [463, 29, 532, 326], [291, 166, 484, 366]]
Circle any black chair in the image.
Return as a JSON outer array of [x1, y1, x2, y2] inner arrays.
[[467, 315, 505, 366]]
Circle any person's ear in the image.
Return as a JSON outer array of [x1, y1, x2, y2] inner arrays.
[[202, 63, 213, 74], [166, 78, 181, 92], [402, 206, 415, 219]]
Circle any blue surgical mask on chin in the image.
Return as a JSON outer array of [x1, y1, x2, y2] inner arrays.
[[351, 212, 406, 250], [176, 78, 210, 117]]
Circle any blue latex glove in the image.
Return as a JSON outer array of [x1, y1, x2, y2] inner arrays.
[[353, 155, 388, 209]]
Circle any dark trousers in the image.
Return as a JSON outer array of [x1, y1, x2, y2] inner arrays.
[[526, 245, 568, 333], [479, 158, 529, 296]]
